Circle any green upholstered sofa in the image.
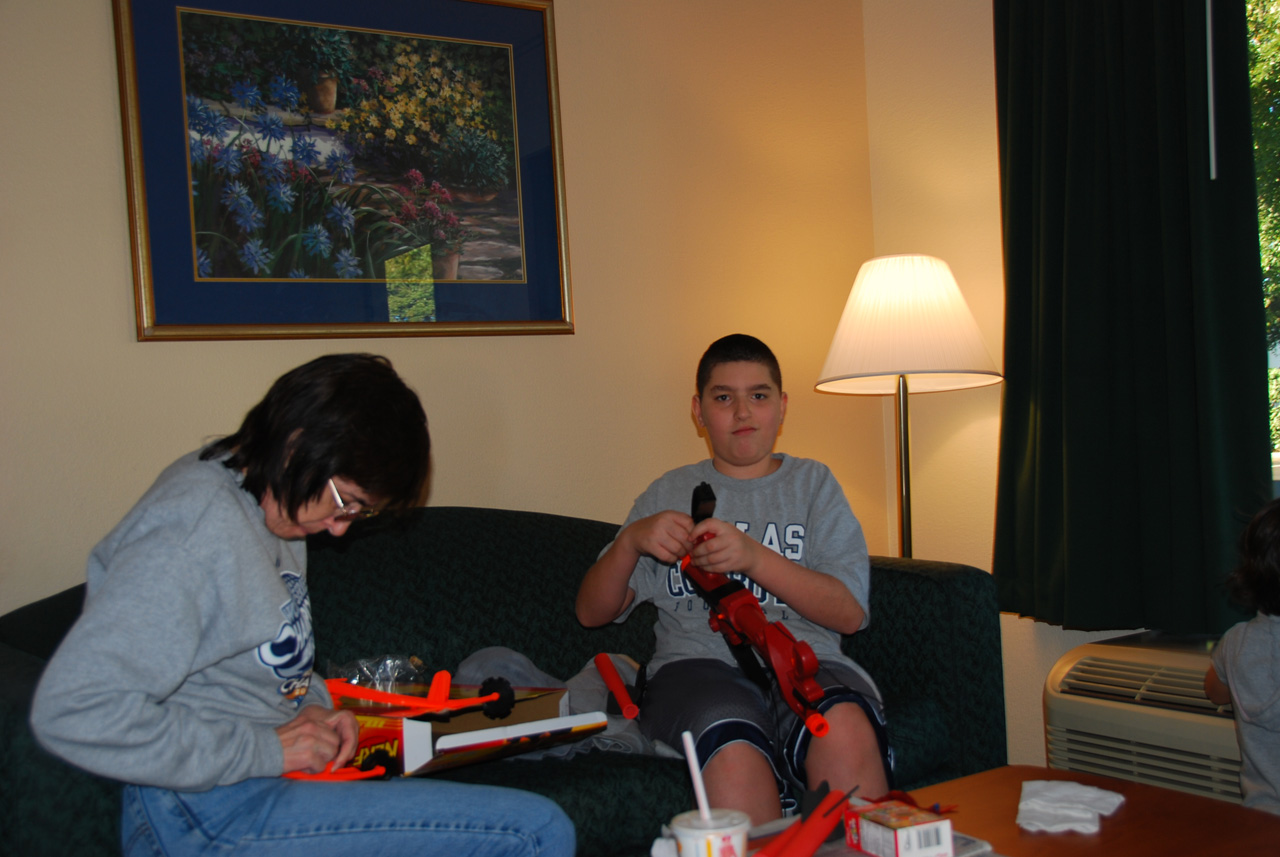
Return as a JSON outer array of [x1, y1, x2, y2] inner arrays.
[[0, 506, 1006, 857]]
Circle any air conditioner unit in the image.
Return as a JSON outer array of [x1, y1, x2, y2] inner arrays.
[[1044, 635, 1242, 803]]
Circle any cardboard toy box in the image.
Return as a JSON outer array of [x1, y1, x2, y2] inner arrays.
[[338, 685, 606, 776], [844, 800, 953, 857]]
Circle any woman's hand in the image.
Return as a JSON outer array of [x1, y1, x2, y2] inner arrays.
[[276, 705, 359, 774]]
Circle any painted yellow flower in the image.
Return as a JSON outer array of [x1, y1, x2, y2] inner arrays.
[[385, 128, 396, 140]]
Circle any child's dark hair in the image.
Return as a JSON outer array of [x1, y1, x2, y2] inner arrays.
[[201, 354, 430, 519], [695, 334, 782, 396], [1228, 497, 1280, 615]]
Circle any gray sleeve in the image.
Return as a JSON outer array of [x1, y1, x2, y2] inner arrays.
[[802, 465, 871, 628], [30, 536, 285, 790]]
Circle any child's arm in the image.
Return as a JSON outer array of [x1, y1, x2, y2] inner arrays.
[[575, 510, 695, 627], [688, 517, 864, 634], [1204, 664, 1232, 706]]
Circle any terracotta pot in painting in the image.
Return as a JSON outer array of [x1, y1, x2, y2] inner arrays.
[[307, 75, 338, 114], [432, 251, 461, 280]]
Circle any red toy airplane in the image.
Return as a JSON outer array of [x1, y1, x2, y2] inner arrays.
[[285, 670, 508, 781], [323, 670, 505, 719]]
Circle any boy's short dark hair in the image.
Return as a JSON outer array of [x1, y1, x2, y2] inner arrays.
[[201, 353, 430, 519], [696, 334, 783, 396], [1228, 497, 1280, 615]]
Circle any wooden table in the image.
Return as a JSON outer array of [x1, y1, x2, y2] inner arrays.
[[907, 764, 1280, 856]]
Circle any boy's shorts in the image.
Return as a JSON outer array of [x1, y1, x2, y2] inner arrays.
[[638, 657, 893, 814]]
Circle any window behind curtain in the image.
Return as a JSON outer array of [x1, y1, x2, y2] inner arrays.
[[1248, 2, 1280, 489]]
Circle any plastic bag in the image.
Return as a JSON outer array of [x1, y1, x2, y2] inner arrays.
[[327, 653, 429, 693]]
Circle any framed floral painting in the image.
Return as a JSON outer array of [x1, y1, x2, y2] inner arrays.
[[113, 0, 572, 340]]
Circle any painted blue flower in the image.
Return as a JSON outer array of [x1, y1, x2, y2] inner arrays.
[[256, 114, 287, 145], [301, 223, 332, 259], [259, 151, 287, 182], [324, 150, 356, 184], [207, 110, 232, 140], [188, 98, 231, 139], [239, 238, 274, 274], [220, 181, 251, 215], [196, 247, 211, 278], [268, 75, 301, 112], [288, 268, 310, 278], [334, 248, 363, 278], [189, 137, 210, 166], [214, 144, 243, 177], [292, 135, 320, 168], [326, 201, 356, 237], [265, 180, 296, 214], [230, 79, 265, 111], [186, 96, 209, 130], [233, 202, 264, 234]]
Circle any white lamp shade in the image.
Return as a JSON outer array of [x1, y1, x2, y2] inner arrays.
[[815, 254, 1002, 395]]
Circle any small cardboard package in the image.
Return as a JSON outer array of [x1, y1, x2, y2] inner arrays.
[[844, 800, 953, 857]]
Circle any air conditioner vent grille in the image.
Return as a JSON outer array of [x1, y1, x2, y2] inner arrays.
[[1047, 725, 1242, 802], [1059, 656, 1233, 717]]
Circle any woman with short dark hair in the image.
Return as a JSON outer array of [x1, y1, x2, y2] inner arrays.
[[31, 353, 574, 856]]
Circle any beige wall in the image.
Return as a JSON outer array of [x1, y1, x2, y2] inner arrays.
[[0, 0, 1121, 766], [0, 1, 882, 605]]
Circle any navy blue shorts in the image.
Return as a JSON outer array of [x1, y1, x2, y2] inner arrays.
[[638, 658, 893, 813]]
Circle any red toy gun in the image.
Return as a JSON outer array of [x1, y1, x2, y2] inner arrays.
[[680, 482, 830, 737]]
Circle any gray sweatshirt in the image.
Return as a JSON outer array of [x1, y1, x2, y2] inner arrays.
[[30, 451, 330, 791]]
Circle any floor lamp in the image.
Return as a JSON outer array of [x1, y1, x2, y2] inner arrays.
[[815, 255, 1001, 557]]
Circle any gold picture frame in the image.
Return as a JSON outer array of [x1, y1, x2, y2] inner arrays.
[[113, 0, 572, 340]]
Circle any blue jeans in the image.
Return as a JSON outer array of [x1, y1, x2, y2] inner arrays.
[[121, 776, 575, 857]]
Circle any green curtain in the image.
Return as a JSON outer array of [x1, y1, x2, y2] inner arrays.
[[993, 0, 1272, 633]]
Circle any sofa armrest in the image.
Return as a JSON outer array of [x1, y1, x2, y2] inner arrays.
[[843, 556, 1006, 787], [0, 640, 121, 857], [0, 584, 85, 662]]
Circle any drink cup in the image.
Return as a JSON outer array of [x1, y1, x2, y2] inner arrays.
[[669, 808, 751, 857]]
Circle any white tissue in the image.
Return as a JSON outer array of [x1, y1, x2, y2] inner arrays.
[[1016, 780, 1125, 833]]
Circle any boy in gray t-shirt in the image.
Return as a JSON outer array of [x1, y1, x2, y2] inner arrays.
[[576, 334, 890, 826]]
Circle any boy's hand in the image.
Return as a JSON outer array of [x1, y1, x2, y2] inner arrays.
[[688, 517, 761, 576], [624, 511, 695, 564]]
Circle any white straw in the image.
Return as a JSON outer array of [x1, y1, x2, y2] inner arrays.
[[681, 730, 712, 821]]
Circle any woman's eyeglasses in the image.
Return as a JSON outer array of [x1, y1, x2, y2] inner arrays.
[[327, 479, 380, 522]]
